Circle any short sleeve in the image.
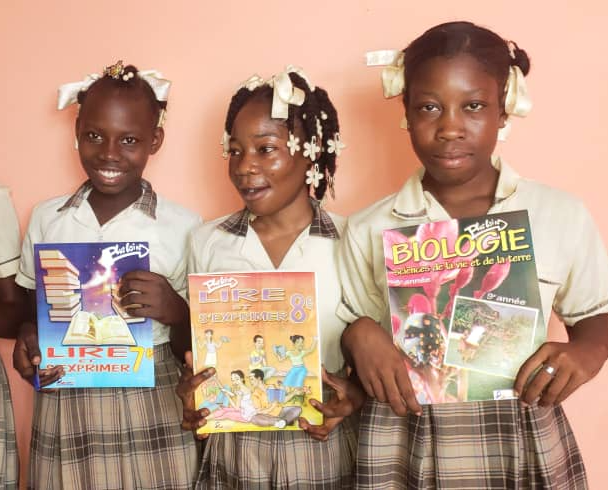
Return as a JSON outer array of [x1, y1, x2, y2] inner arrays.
[[0, 187, 21, 278], [336, 220, 387, 325], [553, 203, 608, 326], [15, 204, 43, 290], [172, 215, 203, 301]]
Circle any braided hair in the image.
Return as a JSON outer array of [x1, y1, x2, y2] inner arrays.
[[401, 21, 531, 108], [224, 72, 341, 201], [77, 62, 167, 128]]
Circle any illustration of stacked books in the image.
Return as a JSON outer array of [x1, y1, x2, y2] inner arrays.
[[39, 250, 82, 322]]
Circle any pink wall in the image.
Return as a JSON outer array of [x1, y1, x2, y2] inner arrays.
[[2, 1, 607, 487]]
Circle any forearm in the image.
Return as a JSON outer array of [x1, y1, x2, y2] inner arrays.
[[169, 299, 191, 362], [340, 316, 384, 368], [566, 313, 608, 363], [0, 279, 26, 339]]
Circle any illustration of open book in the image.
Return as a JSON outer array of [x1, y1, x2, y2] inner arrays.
[[62, 311, 136, 345]]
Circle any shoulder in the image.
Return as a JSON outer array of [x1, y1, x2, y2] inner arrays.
[[189, 212, 240, 247], [515, 178, 590, 221], [155, 194, 202, 229], [27, 194, 74, 227], [346, 192, 399, 230]]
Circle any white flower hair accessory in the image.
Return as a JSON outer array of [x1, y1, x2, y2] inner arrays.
[[366, 50, 405, 98], [315, 117, 323, 141], [305, 163, 324, 188], [286, 133, 301, 156], [303, 136, 321, 161], [326, 133, 346, 156], [239, 74, 266, 92]]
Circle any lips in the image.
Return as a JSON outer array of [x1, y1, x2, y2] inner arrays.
[[238, 185, 270, 201], [432, 151, 472, 168], [95, 168, 126, 185]]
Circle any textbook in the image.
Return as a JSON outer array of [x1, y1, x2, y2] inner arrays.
[[34, 242, 153, 388], [188, 271, 322, 433], [382, 210, 545, 404]]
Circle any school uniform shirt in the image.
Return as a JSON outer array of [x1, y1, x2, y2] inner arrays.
[[0, 185, 21, 279], [16, 179, 202, 345], [188, 203, 356, 489], [0, 186, 19, 489], [15, 180, 202, 490], [337, 158, 607, 489]]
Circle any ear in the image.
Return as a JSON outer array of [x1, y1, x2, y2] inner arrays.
[[150, 127, 164, 155], [499, 110, 508, 129]]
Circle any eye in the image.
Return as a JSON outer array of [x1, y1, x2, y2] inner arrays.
[[420, 103, 440, 113], [465, 102, 486, 112], [86, 131, 102, 142], [259, 145, 276, 154], [228, 147, 241, 157], [121, 136, 138, 145]]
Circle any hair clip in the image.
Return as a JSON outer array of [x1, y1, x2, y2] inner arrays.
[[320, 111, 328, 120], [221, 131, 230, 159], [122, 71, 135, 82], [305, 163, 324, 188], [104, 60, 125, 79], [326, 133, 345, 156], [286, 132, 301, 156], [315, 117, 323, 141], [157, 108, 167, 128], [303, 136, 321, 161], [326, 172, 336, 199]]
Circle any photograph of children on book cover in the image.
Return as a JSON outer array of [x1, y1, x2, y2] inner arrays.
[[189, 271, 323, 434], [34, 242, 153, 388], [383, 210, 545, 404]]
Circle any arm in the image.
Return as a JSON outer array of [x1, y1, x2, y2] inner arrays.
[[0, 276, 25, 339]]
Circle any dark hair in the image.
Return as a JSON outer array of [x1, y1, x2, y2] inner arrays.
[[224, 72, 340, 201], [289, 335, 304, 344], [231, 370, 245, 381], [253, 334, 263, 343], [204, 329, 213, 335], [78, 63, 167, 127], [402, 21, 530, 106], [250, 369, 265, 381]]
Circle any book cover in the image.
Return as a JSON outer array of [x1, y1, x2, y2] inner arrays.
[[34, 242, 154, 388], [382, 210, 545, 404], [188, 271, 323, 434]]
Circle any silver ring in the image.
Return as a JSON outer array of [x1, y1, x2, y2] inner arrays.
[[543, 364, 556, 376]]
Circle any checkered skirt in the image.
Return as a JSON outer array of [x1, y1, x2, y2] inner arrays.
[[0, 359, 18, 489], [355, 398, 587, 489], [28, 344, 199, 490], [196, 400, 357, 489]]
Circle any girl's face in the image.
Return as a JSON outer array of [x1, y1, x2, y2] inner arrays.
[[294, 337, 304, 349], [228, 98, 310, 217], [405, 54, 506, 187], [255, 337, 264, 349], [231, 372, 243, 384], [76, 86, 163, 200]]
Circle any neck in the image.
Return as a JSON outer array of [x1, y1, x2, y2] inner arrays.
[[251, 190, 313, 239], [421, 164, 499, 219], [87, 184, 142, 226]]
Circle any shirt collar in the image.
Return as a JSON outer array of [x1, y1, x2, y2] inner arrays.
[[57, 179, 158, 219], [392, 156, 520, 220], [219, 199, 340, 239]]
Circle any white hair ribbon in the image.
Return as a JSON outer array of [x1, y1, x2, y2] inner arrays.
[[366, 50, 405, 98], [270, 70, 305, 119], [284, 65, 315, 92], [57, 74, 101, 110], [57, 69, 171, 111], [239, 74, 266, 92], [498, 65, 532, 141]]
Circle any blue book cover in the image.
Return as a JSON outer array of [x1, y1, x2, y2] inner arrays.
[[34, 242, 154, 388]]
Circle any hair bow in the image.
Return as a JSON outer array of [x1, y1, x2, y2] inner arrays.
[[270, 70, 305, 119], [498, 65, 532, 141], [56, 68, 171, 111], [366, 50, 405, 98], [239, 74, 266, 92]]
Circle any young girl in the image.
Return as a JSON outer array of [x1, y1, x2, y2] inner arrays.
[[0, 186, 23, 489], [13, 61, 201, 490], [177, 67, 362, 489], [338, 22, 608, 489]]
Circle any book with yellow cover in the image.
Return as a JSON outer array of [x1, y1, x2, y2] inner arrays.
[[188, 271, 322, 433]]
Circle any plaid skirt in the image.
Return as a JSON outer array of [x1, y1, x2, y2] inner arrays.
[[196, 393, 358, 490], [28, 343, 199, 490], [356, 398, 587, 489], [0, 359, 18, 489]]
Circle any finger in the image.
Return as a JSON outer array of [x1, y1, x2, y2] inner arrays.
[[369, 376, 389, 404], [520, 367, 553, 405], [13, 341, 36, 379], [514, 346, 550, 395], [119, 270, 157, 283], [382, 374, 409, 417], [309, 398, 344, 419], [396, 362, 421, 415], [184, 351, 194, 370], [23, 334, 42, 365], [538, 370, 569, 407], [298, 417, 329, 441], [122, 305, 155, 319], [118, 279, 152, 298], [321, 368, 346, 396], [38, 366, 64, 388]]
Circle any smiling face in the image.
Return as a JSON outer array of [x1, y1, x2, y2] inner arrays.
[[254, 336, 264, 349], [75, 84, 163, 205], [227, 97, 310, 217], [405, 54, 506, 188]]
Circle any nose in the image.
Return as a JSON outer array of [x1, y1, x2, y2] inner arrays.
[[437, 108, 465, 141], [233, 150, 260, 176], [100, 138, 120, 162]]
